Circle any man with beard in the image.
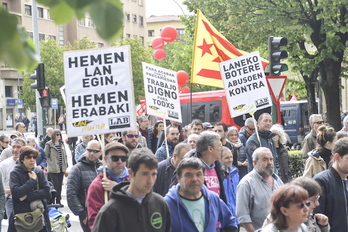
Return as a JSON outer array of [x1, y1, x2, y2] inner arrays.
[[236, 147, 283, 232], [155, 127, 179, 162], [121, 130, 142, 154]]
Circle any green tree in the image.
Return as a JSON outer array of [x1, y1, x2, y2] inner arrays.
[[21, 37, 97, 110], [182, 0, 348, 130], [111, 37, 153, 103], [0, 0, 123, 71]]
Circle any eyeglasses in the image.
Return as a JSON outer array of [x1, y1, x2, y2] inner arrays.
[[26, 141, 31, 144], [56, 134, 61, 136], [247, 126, 255, 131], [298, 201, 311, 209], [126, 134, 139, 138], [313, 121, 324, 124], [25, 155, 38, 160], [308, 195, 320, 203], [1, 141, 9, 144], [87, 148, 101, 153], [106, 155, 128, 162]]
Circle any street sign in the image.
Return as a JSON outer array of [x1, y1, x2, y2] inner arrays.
[[266, 76, 287, 103], [17, 99, 23, 109], [51, 98, 58, 109]]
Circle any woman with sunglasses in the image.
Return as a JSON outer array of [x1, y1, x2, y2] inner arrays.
[[303, 125, 337, 178], [9, 146, 51, 231], [44, 129, 67, 207], [150, 121, 164, 154], [292, 177, 329, 232], [259, 183, 309, 232]]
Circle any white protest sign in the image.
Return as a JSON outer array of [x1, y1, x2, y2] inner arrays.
[[142, 62, 182, 123], [64, 46, 136, 137], [219, 51, 271, 117]]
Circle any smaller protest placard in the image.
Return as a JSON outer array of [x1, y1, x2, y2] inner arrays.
[[219, 51, 271, 118], [142, 62, 182, 123]]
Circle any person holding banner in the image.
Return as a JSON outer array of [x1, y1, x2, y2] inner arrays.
[[245, 113, 279, 175], [155, 127, 180, 162], [92, 148, 171, 232], [86, 142, 130, 230]]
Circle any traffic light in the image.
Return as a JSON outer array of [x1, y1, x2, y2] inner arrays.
[[30, 63, 45, 90], [39, 88, 51, 108], [268, 37, 288, 76]]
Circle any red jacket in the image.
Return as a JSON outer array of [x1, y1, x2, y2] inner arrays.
[[86, 172, 129, 230]]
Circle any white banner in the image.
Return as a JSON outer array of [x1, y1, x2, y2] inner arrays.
[[142, 62, 182, 123], [219, 51, 271, 117], [64, 46, 136, 136]]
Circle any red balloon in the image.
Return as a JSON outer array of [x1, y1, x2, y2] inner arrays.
[[161, 26, 177, 43], [151, 37, 164, 49], [181, 86, 190, 93], [153, 49, 166, 60], [177, 70, 189, 86]]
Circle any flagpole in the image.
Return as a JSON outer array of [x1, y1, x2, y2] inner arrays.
[[190, 82, 193, 123]]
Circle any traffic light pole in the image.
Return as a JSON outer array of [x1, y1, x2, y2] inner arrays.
[[32, 0, 44, 138]]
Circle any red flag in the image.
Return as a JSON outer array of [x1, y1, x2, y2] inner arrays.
[[191, 10, 268, 88]]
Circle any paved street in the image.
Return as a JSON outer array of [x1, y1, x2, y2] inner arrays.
[[0, 128, 83, 232]]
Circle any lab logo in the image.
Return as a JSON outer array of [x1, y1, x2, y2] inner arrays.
[[108, 116, 130, 129], [255, 98, 269, 108]]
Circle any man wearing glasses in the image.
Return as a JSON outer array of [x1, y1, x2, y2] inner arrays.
[[67, 140, 102, 232], [0, 134, 10, 154], [86, 142, 130, 230], [121, 130, 141, 154], [239, 118, 256, 147], [302, 114, 324, 160]]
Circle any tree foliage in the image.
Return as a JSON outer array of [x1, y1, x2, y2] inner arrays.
[[0, 0, 123, 71], [182, 0, 348, 130], [111, 38, 154, 104], [21, 37, 97, 110]]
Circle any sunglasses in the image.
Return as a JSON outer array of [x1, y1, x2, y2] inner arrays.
[[297, 201, 311, 209], [56, 134, 61, 136], [87, 148, 101, 153], [126, 134, 139, 138], [25, 155, 38, 160], [308, 195, 320, 203], [106, 155, 128, 162], [247, 126, 255, 131], [313, 121, 324, 124]]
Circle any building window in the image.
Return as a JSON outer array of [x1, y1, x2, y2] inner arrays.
[[59, 25, 64, 46], [133, 35, 138, 38], [148, 30, 155, 37], [139, 16, 144, 27], [87, 17, 94, 27], [177, 28, 185, 40], [126, 33, 131, 38], [39, 33, 45, 41], [37, 7, 44, 18], [140, 36, 144, 45], [47, 9, 51, 19], [25, 5, 32, 16], [5, 86, 12, 98], [48, 35, 56, 40], [98, 43, 104, 48], [2, 3, 8, 10], [132, 14, 137, 23], [79, 18, 86, 26], [27, 32, 33, 38], [125, 13, 130, 22]]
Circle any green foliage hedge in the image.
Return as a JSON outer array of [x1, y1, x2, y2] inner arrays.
[[289, 150, 305, 180]]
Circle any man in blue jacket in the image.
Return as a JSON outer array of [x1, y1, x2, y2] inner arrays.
[[164, 157, 238, 232]]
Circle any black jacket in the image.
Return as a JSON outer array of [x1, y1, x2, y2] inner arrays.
[[313, 166, 348, 232], [92, 182, 171, 232], [39, 135, 51, 150], [9, 163, 51, 232], [67, 155, 101, 219]]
